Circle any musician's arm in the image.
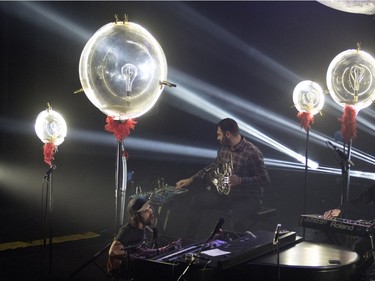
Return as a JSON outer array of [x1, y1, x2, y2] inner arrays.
[[338, 184, 375, 217], [135, 239, 182, 258], [108, 240, 127, 258], [176, 162, 216, 188], [191, 162, 216, 181]]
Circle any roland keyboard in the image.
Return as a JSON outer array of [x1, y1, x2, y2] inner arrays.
[[299, 214, 375, 237]]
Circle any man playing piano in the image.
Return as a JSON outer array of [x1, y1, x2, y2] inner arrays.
[[323, 184, 375, 279], [324, 184, 375, 220], [108, 196, 181, 280]]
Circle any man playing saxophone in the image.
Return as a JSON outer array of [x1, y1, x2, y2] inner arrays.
[[176, 118, 270, 239]]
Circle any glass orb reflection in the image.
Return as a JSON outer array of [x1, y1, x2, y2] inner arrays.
[[35, 109, 67, 146], [293, 80, 324, 115], [79, 21, 168, 120], [326, 49, 375, 111], [317, 0, 375, 15]]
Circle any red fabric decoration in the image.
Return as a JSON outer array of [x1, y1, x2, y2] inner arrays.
[[297, 111, 314, 132], [340, 105, 357, 142], [43, 142, 56, 166], [105, 116, 137, 143]]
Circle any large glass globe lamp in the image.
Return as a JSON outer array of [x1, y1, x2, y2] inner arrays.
[[293, 80, 324, 115], [326, 49, 375, 111], [79, 21, 168, 120], [35, 108, 67, 146]]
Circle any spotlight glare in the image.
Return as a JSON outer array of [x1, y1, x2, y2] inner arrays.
[[167, 68, 375, 168], [167, 73, 319, 169]]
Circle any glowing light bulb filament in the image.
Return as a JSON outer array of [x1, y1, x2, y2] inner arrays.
[[349, 65, 365, 103], [121, 63, 138, 106], [301, 91, 315, 111]]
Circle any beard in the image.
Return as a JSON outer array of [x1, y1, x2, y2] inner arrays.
[[220, 135, 231, 147], [141, 213, 155, 226]]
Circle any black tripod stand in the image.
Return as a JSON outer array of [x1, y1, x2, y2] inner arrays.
[[69, 242, 112, 279]]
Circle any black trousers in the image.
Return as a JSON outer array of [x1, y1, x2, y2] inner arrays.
[[185, 189, 261, 239]]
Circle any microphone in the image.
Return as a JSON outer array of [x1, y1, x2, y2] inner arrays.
[[153, 227, 159, 255], [44, 164, 56, 179], [273, 224, 282, 245], [209, 217, 225, 240], [327, 141, 354, 166]]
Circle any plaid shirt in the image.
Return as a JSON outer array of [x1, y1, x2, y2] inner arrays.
[[193, 136, 270, 197]]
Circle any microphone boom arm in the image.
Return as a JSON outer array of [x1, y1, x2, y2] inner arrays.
[[327, 141, 354, 166]]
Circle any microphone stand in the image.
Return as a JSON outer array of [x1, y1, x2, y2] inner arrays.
[[368, 232, 375, 279], [153, 228, 160, 255], [327, 140, 353, 206], [176, 238, 210, 281], [302, 127, 310, 240], [40, 165, 56, 281], [273, 224, 281, 281], [327, 139, 353, 247], [115, 141, 128, 235], [177, 219, 223, 281], [275, 239, 281, 281], [341, 139, 352, 206]]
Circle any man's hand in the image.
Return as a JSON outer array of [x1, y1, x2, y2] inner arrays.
[[176, 178, 193, 189], [228, 174, 241, 187], [323, 209, 341, 219], [169, 238, 182, 250], [160, 238, 182, 253], [108, 241, 126, 257]]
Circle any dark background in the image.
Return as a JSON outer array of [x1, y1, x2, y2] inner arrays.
[[1, 2, 375, 278]]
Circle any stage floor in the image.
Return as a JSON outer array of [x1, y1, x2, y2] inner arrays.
[[0, 230, 115, 281]]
